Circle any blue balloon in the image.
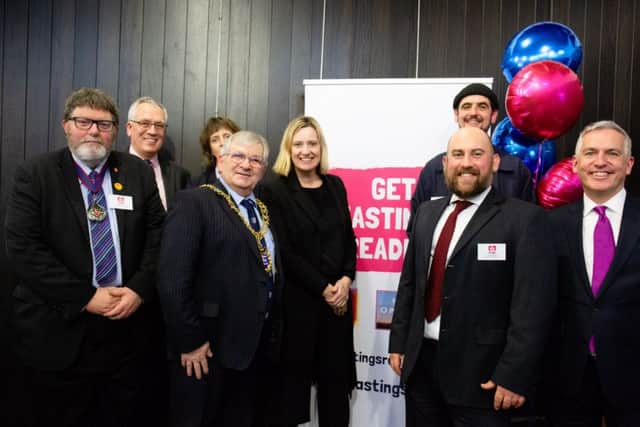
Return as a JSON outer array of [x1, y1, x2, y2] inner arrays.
[[502, 21, 582, 82], [492, 118, 557, 180]]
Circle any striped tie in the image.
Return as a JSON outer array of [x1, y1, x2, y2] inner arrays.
[[89, 171, 117, 286]]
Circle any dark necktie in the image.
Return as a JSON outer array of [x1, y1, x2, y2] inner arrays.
[[88, 170, 117, 286], [425, 200, 472, 322], [240, 198, 273, 317], [589, 205, 614, 353]]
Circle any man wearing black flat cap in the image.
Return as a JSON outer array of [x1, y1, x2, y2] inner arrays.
[[409, 83, 534, 232]]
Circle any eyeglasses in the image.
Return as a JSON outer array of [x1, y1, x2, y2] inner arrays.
[[68, 117, 116, 132], [130, 120, 167, 130], [224, 152, 264, 168]]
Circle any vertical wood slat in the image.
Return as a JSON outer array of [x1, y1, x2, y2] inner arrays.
[[420, 0, 448, 77], [289, 0, 316, 121], [25, 0, 53, 159], [205, 0, 231, 119], [117, 0, 143, 148], [1, 0, 29, 202], [96, 0, 121, 99], [161, 0, 188, 161], [246, 0, 272, 135], [140, 0, 166, 102], [73, 0, 99, 89], [48, 0, 76, 151], [182, 0, 210, 170], [613, 0, 635, 128], [322, 0, 355, 78], [266, 0, 293, 147], [226, 0, 252, 127]]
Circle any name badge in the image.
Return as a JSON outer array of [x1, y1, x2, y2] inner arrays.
[[477, 243, 506, 261], [108, 194, 133, 211]]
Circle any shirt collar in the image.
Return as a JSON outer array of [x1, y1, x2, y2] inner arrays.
[[128, 145, 159, 166], [217, 175, 255, 207], [582, 188, 627, 217], [450, 185, 492, 207]]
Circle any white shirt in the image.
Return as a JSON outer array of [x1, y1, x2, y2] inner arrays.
[[217, 176, 277, 272], [581, 189, 625, 287], [424, 186, 492, 340], [72, 153, 123, 287], [129, 146, 167, 210]]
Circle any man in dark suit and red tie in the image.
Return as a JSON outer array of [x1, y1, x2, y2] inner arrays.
[[389, 126, 556, 427], [4, 87, 165, 426], [545, 121, 640, 426]]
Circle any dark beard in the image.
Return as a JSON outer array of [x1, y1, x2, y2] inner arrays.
[[445, 168, 491, 198]]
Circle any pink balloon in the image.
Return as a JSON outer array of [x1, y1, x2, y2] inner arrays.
[[506, 60, 584, 140], [536, 157, 583, 209]]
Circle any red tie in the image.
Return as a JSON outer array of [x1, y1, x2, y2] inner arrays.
[[425, 200, 472, 322]]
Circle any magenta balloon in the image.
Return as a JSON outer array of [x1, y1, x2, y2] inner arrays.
[[506, 60, 584, 140], [536, 157, 583, 209]]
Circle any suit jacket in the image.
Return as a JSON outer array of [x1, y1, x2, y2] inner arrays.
[[4, 148, 165, 370], [389, 189, 556, 408], [258, 172, 356, 385], [546, 195, 640, 409], [158, 156, 191, 208], [410, 152, 535, 230], [156, 180, 283, 370]]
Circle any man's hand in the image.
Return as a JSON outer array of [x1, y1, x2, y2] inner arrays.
[[389, 353, 404, 376], [480, 380, 526, 410], [181, 342, 213, 380], [85, 287, 121, 315], [102, 287, 143, 320]]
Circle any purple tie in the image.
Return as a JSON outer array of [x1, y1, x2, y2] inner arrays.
[[88, 171, 117, 286], [590, 205, 615, 353]]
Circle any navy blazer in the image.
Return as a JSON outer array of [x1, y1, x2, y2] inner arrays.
[[5, 148, 165, 369], [157, 180, 283, 370], [390, 189, 556, 408], [547, 195, 640, 409]]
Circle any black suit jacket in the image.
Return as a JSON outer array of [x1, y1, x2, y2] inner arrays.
[[547, 195, 640, 409], [157, 180, 283, 370], [258, 172, 356, 383], [4, 148, 165, 370], [159, 157, 191, 208], [390, 189, 556, 408]]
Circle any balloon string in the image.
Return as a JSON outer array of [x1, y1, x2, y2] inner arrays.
[[532, 142, 544, 190]]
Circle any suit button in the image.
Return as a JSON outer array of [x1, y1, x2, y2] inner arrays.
[[443, 296, 449, 300], [440, 329, 446, 334]]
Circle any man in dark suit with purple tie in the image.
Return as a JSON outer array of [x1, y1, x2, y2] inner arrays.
[[546, 121, 640, 426], [4, 87, 165, 427]]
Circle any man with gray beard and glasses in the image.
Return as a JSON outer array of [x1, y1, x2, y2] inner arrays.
[[5, 87, 165, 427]]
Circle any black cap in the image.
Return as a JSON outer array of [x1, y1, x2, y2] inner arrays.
[[452, 83, 499, 111]]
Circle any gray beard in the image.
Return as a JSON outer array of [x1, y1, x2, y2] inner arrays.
[[73, 143, 109, 168]]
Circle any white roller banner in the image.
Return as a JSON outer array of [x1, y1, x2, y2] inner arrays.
[[300, 78, 493, 427]]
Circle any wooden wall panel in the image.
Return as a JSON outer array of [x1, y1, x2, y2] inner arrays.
[[2, 0, 640, 200], [226, 0, 252, 127], [182, 0, 210, 167], [117, 0, 143, 148], [73, 0, 99, 89], [266, 0, 293, 146], [246, 0, 272, 134], [161, 0, 188, 161], [96, 0, 121, 99], [1, 0, 29, 201], [140, 0, 166, 102], [25, 0, 53, 159], [48, 0, 75, 151]]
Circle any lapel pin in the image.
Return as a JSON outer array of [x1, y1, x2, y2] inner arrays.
[[114, 182, 123, 191]]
